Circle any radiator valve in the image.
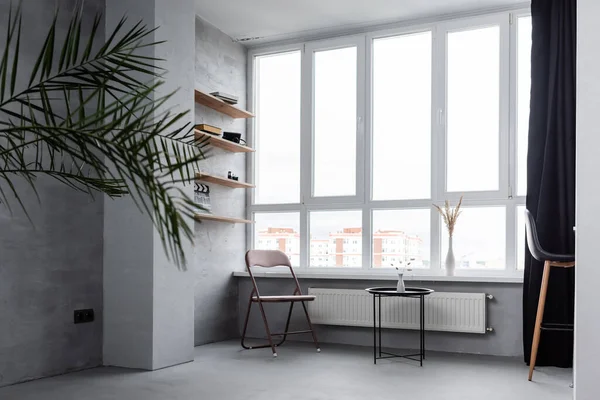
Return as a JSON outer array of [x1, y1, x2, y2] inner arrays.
[[486, 327, 494, 333], [486, 294, 494, 300]]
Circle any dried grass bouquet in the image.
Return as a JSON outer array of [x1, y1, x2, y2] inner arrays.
[[434, 196, 463, 237]]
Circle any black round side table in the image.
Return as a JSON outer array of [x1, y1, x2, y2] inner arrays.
[[365, 287, 434, 366]]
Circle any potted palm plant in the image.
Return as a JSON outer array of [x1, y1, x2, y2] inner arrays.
[[0, 4, 207, 266]]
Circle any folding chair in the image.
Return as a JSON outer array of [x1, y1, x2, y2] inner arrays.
[[241, 250, 321, 357]]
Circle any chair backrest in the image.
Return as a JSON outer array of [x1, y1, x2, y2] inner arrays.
[[524, 209, 545, 262], [245, 250, 292, 269], [245, 250, 302, 297]]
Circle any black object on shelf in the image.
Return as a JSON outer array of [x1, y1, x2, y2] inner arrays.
[[223, 132, 242, 143], [365, 287, 434, 366], [227, 171, 239, 181]]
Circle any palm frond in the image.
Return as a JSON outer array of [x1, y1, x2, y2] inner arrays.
[[0, 3, 209, 267]]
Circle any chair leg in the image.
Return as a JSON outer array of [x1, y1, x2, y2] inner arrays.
[[241, 295, 254, 350], [257, 300, 278, 357], [274, 302, 295, 347], [529, 260, 551, 381], [300, 301, 321, 352]]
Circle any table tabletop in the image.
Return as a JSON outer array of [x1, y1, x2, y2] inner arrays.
[[365, 287, 434, 297]]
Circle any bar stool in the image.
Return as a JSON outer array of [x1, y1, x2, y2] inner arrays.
[[524, 209, 575, 381]]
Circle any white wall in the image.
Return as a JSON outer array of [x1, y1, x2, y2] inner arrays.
[[575, 0, 600, 397], [103, 0, 195, 370], [152, 0, 196, 370]]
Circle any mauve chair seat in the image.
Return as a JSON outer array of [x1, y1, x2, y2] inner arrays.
[[252, 295, 316, 303]]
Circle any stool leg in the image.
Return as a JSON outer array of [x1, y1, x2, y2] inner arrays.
[[529, 260, 551, 381]]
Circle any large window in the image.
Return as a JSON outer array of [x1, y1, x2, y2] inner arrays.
[[250, 11, 529, 277]]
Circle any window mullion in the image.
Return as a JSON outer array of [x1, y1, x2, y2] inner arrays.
[[300, 41, 312, 268], [431, 24, 446, 272], [499, 14, 512, 200], [363, 34, 373, 271]]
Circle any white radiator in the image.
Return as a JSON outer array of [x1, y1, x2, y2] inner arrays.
[[307, 288, 491, 334]]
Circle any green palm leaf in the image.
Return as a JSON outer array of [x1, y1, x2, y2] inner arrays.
[[0, 3, 208, 268]]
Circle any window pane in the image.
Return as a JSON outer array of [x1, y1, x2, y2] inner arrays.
[[441, 207, 506, 269], [517, 17, 532, 196], [517, 206, 526, 270], [447, 26, 500, 192], [372, 209, 430, 269], [255, 52, 301, 204], [373, 32, 432, 200], [254, 212, 300, 266], [310, 210, 362, 267], [313, 47, 357, 197]]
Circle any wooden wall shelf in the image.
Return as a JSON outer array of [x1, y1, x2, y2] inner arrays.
[[194, 213, 253, 224], [195, 130, 254, 153], [194, 90, 254, 119], [196, 172, 255, 189]]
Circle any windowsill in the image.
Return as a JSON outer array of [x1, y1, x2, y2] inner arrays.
[[232, 270, 524, 284]]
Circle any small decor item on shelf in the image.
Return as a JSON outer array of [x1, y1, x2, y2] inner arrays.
[[194, 183, 212, 213], [227, 171, 239, 181], [195, 123, 222, 136], [434, 196, 463, 277], [222, 131, 242, 143], [210, 91, 239, 105]]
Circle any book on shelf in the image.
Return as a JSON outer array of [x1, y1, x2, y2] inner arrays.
[[195, 124, 222, 135], [210, 91, 238, 104]]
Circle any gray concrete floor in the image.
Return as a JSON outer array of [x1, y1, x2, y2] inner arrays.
[[0, 341, 572, 400]]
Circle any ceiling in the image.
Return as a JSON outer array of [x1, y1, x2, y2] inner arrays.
[[195, 0, 527, 45]]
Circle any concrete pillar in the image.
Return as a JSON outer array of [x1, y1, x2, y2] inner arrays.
[[575, 0, 600, 397], [103, 0, 195, 370]]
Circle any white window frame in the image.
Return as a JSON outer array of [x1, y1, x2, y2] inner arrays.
[[303, 35, 366, 205], [247, 8, 529, 279]]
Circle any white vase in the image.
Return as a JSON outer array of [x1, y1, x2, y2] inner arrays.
[[446, 237, 456, 276], [396, 272, 405, 293]]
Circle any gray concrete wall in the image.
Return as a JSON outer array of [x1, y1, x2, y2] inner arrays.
[[102, 0, 155, 371], [0, 0, 105, 388], [151, 0, 196, 370], [238, 278, 524, 357], [193, 17, 248, 345], [103, 0, 196, 370]]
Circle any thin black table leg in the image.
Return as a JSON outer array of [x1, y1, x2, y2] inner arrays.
[[422, 295, 426, 360], [420, 295, 423, 366], [373, 294, 376, 365], [378, 294, 382, 358]]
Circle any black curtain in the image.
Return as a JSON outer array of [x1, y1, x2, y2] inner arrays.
[[523, 0, 576, 368]]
